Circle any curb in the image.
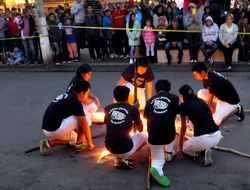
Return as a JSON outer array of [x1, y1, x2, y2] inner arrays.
[[0, 63, 250, 72]]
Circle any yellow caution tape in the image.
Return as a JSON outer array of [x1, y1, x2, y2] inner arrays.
[[49, 25, 250, 35]]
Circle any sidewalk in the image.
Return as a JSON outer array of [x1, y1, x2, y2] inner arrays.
[[0, 61, 250, 72], [1, 48, 250, 72]]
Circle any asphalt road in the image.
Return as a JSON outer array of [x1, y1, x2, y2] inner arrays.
[[0, 71, 249, 190]]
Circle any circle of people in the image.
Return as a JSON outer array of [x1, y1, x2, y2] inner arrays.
[[40, 60, 245, 188]]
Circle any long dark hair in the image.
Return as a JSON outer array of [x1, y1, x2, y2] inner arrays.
[[129, 13, 136, 31], [179, 84, 197, 101]]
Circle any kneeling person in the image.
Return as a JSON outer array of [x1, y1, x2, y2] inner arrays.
[[178, 85, 223, 166], [40, 80, 95, 155], [67, 64, 102, 125], [192, 63, 244, 126], [105, 86, 147, 169], [144, 80, 179, 187]]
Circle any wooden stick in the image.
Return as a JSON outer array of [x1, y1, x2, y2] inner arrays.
[[213, 146, 250, 158], [245, 108, 250, 113], [146, 146, 151, 190]]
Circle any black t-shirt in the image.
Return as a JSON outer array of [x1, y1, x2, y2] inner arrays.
[[203, 71, 240, 104], [66, 75, 83, 93], [179, 98, 219, 137], [42, 93, 85, 132], [104, 103, 142, 154], [144, 92, 179, 145], [122, 64, 155, 88]]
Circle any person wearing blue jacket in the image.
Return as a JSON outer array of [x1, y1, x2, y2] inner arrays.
[[102, 8, 113, 59]]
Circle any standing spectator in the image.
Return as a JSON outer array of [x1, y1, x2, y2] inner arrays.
[[166, 6, 173, 25], [153, 4, 167, 28], [200, 16, 219, 65], [183, 3, 203, 64], [238, 15, 250, 62], [112, 3, 128, 58], [219, 14, 239, 71], [71, 0, 85, 58], [126, 4, 143, 25], [171, 1, 182, 20], [165, 18, 184, 65], [156, 16, 168, 50], [141, 3, 153, 27], [85, 5, 102, 61], [102, 7, 113, 59], [85, 0, 102, 15], [142, 19, 156, 59], [20, 9, 37, 64], [0, 9, 7, 62], [202, 6, 211, 24], [47, 13, 64, 63], [7, 13, 21, 51], [64, 17, 79, 62], [126, 13, 141, 64]]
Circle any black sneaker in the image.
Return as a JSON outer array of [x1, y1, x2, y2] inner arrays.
[[115, 158, 135, 169], [235, 104, 245, 122]]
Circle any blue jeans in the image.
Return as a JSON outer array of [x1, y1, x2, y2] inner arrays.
[[200, 42, 217, 61], [130, 46, 136, 59]]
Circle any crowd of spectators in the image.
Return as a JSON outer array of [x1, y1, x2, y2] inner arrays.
[[0, 0, 250, 69]]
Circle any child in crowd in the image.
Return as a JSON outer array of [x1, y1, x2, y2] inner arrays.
[[156, 16, 168, 64], [64, 17, 79, 62], [156, 16, 168, 49], [142, 19, 156, 58], [7, 46, 24, 65], [126, 13, 141, 64]]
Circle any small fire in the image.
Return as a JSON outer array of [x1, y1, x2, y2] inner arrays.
[[97, 149, 112, 164], [92, 112, 105, 123], [140, 114, 147, 132], [100, 150, 110, 158]]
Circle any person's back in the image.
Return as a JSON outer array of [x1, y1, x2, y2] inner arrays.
[[105, 102, 140, 154], [42, 93, 83, 132], [104, 86, 146, 169], [144, 91, 179, 144], [180, 98, 218, 136], [203, 70, 240, 105]]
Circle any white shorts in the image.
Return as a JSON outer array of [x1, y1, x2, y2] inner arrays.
[[42, 116, 78, 145], [125, 82, 146, 110], [83, 102, 98, 126], [114, 132, 148, 159], [198, 89, 239, 126], [183, 130, 223, 156]]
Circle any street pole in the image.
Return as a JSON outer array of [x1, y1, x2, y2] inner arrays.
[[33, 0, 53, 64]]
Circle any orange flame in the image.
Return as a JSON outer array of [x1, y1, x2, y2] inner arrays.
[[92, 112, 105, 123]]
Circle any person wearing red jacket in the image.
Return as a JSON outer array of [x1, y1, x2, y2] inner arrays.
[[112, 3, 129, 58], [7, 13, 21, 51]]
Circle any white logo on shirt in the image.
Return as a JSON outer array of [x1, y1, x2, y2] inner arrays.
[[213, 71, 226, 79], [109, 107, 128, 125], [53, 93, 68, 103], [152, 97, 171, 114]]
